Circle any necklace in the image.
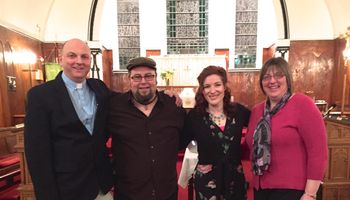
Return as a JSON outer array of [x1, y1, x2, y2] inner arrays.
[[209, 112, 226, 126]]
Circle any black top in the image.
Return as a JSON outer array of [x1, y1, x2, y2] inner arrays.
[[184, 103, 251, 199], [185, 103, 250, 164], [107, 91, 186, 200]]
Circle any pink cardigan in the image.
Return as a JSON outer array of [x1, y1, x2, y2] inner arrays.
[[245, 93, 328, 190]]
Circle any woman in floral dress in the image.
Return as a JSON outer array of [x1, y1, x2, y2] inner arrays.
[[183, 66, 250, 200]]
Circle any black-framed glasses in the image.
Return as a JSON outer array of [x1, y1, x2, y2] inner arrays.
[[130, 74, 156, 82], [262, 72, 285, 82]]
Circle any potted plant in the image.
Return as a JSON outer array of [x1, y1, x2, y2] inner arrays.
[[160, 70, 174, 86]]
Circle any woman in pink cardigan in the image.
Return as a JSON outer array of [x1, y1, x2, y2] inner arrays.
[[245, 57, 328, 200]]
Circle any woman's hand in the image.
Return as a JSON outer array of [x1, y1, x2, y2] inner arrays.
[[164, 90, 182, 107], [300, 192, 316, 200]]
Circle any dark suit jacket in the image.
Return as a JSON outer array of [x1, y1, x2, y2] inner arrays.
[[24, 72, 113, 200]]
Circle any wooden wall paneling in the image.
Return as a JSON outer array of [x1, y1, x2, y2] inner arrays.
[[330, 148, 348, 180], [323, 121, 350, 200], [4, 42, 28, 125], [288, 40, 335, 104], [41, 43, 62, 63], [102, 49, 113, 88], [339, 187, 350, 199], [14, 127, 35, 200], [8, 45, 41, 126], [348, 64, 350, 84], [330, 39, 346, 106], [0, 40, 9, 127], [0, 41, 13, 126], [14, 62, 31, 124], [262, 45, 275, 64], [146, 50, 161, 57], [332, 38, 350, 113], [111, 72, 130, 92], [0, 25, 44, 126], [228, 71, 265, 109], [110, 40, 338, 110], [110, 70, 265, 109]]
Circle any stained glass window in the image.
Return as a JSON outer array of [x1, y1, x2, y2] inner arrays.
[[117, 0, 140, 69], [166, 0, 208, 54], [234, 0, 258, 68]]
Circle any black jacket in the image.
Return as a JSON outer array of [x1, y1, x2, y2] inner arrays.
[[24, 72, 113, 200]]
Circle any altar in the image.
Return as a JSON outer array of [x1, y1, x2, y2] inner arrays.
[[150, 54, 226, 86]]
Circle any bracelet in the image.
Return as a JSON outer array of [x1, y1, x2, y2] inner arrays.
[[304, 192, 317, 199]]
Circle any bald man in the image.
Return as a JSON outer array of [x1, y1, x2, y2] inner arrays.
[[24, 39, 113, 200]]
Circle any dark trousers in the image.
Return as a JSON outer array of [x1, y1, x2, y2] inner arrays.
[[254, 188, 304, 200]]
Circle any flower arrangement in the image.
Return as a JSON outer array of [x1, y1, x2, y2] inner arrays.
[[160, 69, 174, 86]]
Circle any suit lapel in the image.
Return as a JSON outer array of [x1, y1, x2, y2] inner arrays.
[[86, 79, 103, 137], [53, 72, 91, 135], [87, 79, 103, 104]]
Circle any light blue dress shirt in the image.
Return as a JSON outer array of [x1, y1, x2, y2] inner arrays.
[[62, 73, 97, 134]]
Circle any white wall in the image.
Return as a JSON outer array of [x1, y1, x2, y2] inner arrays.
[[0, 0, 54, 40], [208, 0, 236, 68], [325, 0, 350, 38], [44, 0, 93, 41], [256, 0, 278, 67], [286, 0, 333, 40], [139, 0, 167, 56], [99, 0, 119, 66]]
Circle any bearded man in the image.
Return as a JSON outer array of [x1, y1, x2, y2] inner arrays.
[[107, 57, 186, 200]]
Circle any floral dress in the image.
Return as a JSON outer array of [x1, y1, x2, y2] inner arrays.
[[184, 104, 250, 200]]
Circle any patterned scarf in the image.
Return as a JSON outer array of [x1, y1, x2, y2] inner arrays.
[[252, 92, 291, 175]]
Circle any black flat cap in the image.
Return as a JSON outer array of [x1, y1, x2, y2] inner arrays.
[[126, 57, 156, 71]]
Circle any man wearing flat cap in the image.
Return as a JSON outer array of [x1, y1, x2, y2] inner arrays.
[[107, 57, 187, 200]]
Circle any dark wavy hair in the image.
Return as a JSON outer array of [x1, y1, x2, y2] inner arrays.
[[195, 66, 236, 117], [259, 57, 293, 95]]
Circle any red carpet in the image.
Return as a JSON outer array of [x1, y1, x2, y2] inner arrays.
[[0, 184, 19, 200], [177, 159, 253, 200], [0, 172, 20, 200]]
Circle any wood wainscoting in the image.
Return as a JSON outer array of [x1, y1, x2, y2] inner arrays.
[[14, 128, 35, 200], [0, 126, 22, 199], [323, 120, 350, 200]]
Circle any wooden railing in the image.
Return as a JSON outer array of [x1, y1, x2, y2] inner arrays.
[[13, 126, 35, 200]]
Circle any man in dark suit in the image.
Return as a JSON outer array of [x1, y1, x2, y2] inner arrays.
[[24, 38, 113, 200]]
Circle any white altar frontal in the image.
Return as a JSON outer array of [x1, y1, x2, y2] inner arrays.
[[150, 54, 227, 86]]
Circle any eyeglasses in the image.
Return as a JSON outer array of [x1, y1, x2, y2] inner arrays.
[[130, 74, 156, 82], [262, 72, 285, 82]]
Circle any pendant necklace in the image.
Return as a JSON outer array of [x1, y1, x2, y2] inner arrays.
[[209, 112, 225, 126]]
